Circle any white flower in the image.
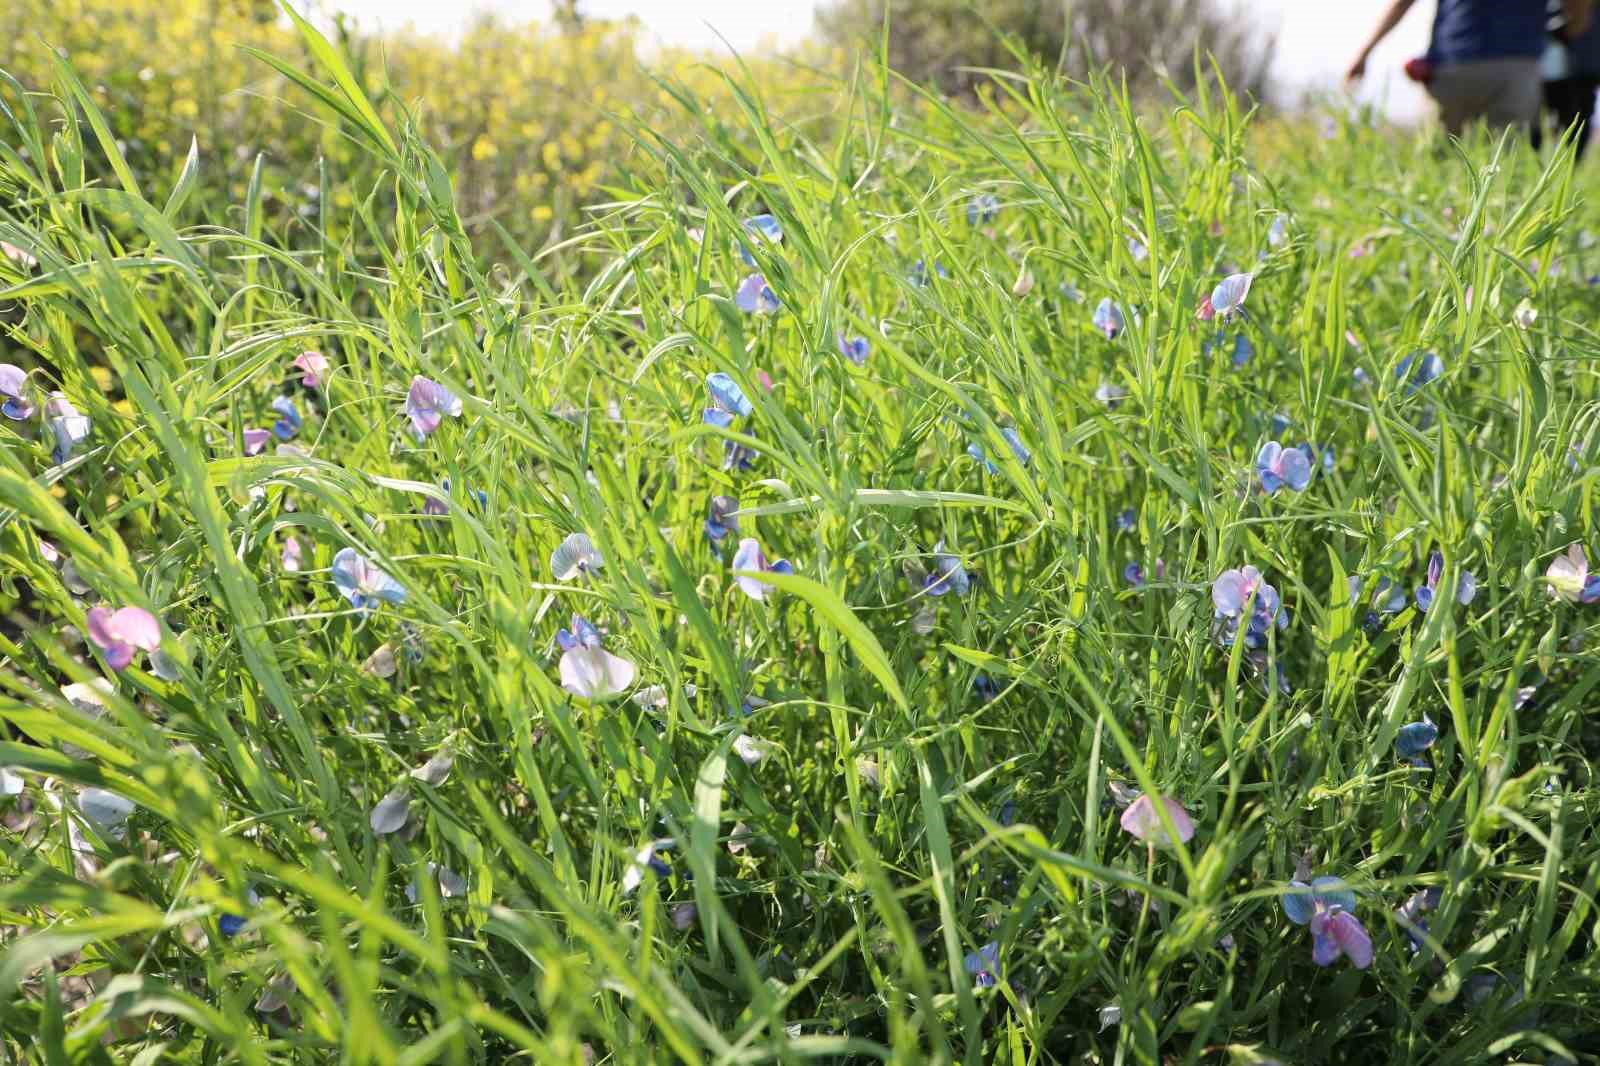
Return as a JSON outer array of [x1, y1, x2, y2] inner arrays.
[[369, 790, 410, 835], [732, 734, 769, 766], [550, 532, 603, 580]]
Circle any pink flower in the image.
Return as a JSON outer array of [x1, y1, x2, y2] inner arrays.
[[85, 606, 162, 671], [292, 351, 329, 387], [282, 536, 303, 572], [1119, 793, 1195, 846], [243, 428, 271, 455]]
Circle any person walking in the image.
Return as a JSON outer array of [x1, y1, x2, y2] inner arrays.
[[1542, 1, 1600, 157], [1347, 0, 1593, 135]]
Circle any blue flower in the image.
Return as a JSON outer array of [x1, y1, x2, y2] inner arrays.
[[1212, 565, 1287, 649], [1396, 352, 1444, 394], [1281, 875, 1373, 969], [737, 214, 783, 267], [923, 541, 970, 597], [1414, 550, 1476, 611], [1395, 887, 1442, 951], [1115, 508, 1136, 533], [330, 547, 406, 612], [1092, 298, 1124, 340], [1123, 562, 1145, 588], [270, 396, 302, 440], [705, 495, 740, 544], [45, 393, 90, 464], [967, 427, 1030, 472], [218, 887, 259, 938], [836, 332, 870, 366], [1230, 334, 1254, 368], [963, 942, 999, 988], [1395, 714, 1438, 762], [703, 372, 754, 428], [734, 273, 780, 314], [0, 364, 35, 419], [967, 193, 999, 226], [973, 674, 999, 704], [723, 441, 757, 472], [1256, 441, 1312, 494], [909, 259, 949, 287]]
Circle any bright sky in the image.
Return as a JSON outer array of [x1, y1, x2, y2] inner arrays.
[[325, 0, 1439, 122]]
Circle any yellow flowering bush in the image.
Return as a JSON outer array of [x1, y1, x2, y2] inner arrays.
[[1, 1, 830, 251]]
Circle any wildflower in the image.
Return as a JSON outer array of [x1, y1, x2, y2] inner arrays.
[[836, 332, 870, 366], [1115, 508, 1136, 532], [1256, 441, 1312, 494], [1119, 793, 1196, 846], [404, 376, 463, 439], [973, 674, 999, 703], [0, 364, 34, 419], [963, 942, 1000, 988], [1011, 267, 1035, 297], [1095, 381, 1127, 409], [1395, 886, 1442, 951], [243, 428, 271, 455], [1127, 236, 1148, 262], [330, 547, 406, 611], [705, 495, 740, 544], [1281, 875, 1372, 969], [1396, 352, 1444, 394], [1212, 565, 1287, 649], [1545, 543, 1600, 603], [550, 532, 603, 580], [723, 441, 758, 472], [1092, 298, 1125, 340], [1268, 214, 1289, 248], [1208, 272, 1254, 321], [85, 606, 161, 672], [219, 887, 261, 937], [45, 393, 91, 464], [361, 644, 398, 678], [920, 540, 971, 597], [1396, 714, 1438, 765], [1123, 562, 1145, 588], [292, 351, 329, 387], [1230, 334, 1254, 368], [621, 840, 673, 893], [556, 614, 636, 700], [1098, 1004, 1122, 1031], [967, 194, 999, 226], [1414, 550, 1476, 611], [410, 750, 453, 786], [0, 767, 21, 797], [1512, 301, 1537, 330], [406, 863, 468, 903], [79, 788, 135, 833], [730, 537, 795, 602], [909, 259, 949, 286], [369, 790, 410, 835], [281, 536, 303, 572], [671, 902, 698, 929], [732, 734, 769, 766], [0, 240, 38, 268], [737, 214, 783, 267], [703, 372, 753, 428], [1059, 281, 1084, 302], [967, 426, 1031, 473], [734, 273, 780, 314], [269, 396, 302, 440]]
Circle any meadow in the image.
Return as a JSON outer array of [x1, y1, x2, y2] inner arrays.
[[1, 7, 1599, 1064]]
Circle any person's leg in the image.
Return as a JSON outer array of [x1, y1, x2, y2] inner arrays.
[[1479, 59, 1544, 131], [1575, 77, 1599, 160]]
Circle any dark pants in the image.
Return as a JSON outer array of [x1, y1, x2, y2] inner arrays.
[[1541, 76, 1600, 159]]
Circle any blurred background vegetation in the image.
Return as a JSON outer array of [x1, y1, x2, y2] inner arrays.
[[0, 0, 1273, 262]]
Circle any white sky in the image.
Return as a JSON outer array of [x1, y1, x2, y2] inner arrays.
[[325, 0, 1438, 122]]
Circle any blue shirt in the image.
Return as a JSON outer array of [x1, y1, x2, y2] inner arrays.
[[1428, 0, 1549, 64]]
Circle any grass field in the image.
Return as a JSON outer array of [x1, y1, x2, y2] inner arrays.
[[2, 11, 1599, 1064]]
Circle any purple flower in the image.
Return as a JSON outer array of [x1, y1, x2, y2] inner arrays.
[[1281, 875, 1372, 969], [243, 428, 271, 456], [270, 396, 302, 440], [1120, 793, 1196, 845], [734, 273, 780, 314], [730, 537, 794, 602], [550, 532, 603, 580], [1257, 441, 1312, 494], [836, 332, 870, 366], [703, 372, 753, 428], [1208, 272, 1254, 320], [1124, 562, 1145, 588], [1414, 550, 1476, 611], [705, 495, 740, 543], [923, 541, 969, 597], [292, 351, 328, 387], [963, 942, 1000, 988], [1212, 565, 1287, 649], [45, 393, 90, 464], [424, 478, 485, 517], [330, 547, 406, 612], [1395, 887, 1442, 951], [281, 536, 303, 572], [0, 364, 35, 419], [967, 194, 999, 226], [404, 376, 463, 439], [85, 606, 162, 672], [1092, 298, 1125, 340], [556, 614, 636, 700]]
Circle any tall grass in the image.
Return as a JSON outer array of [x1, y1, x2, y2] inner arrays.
[[1, 12, 1598, 1064]]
